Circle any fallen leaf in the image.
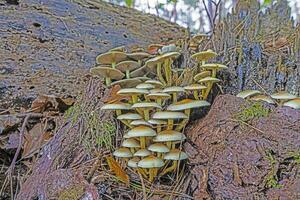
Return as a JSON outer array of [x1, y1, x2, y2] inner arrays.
[[103, 85, 129, 104], [106, 156, 129, 185]]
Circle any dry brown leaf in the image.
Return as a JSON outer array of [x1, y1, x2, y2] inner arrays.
[[103, 85, 129, 104], [106, 156, 129, 185]]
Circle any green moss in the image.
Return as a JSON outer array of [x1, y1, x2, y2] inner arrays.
[[264, 151, 282, 189], [234, 102, 270, 122], [58, 185, 85, 200]]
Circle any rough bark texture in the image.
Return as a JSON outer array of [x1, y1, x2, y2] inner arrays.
[[185, 95, 300, 199], [0, 0, 185, 109]]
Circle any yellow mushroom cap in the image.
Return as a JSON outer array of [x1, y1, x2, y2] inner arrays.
[[236, 90, 262, 99], [250, 95, 275, 104], [90, 66, 125, 80], [131, 102, 162, 110], [101, 103, 131, 111], [127, 52, 151, 61], [194, 71, 211, 81], [128, 157, 140, 168], [127, 126, 156, 137], [130, 120, 153, 127], [146, 93, 171, 100], [148, 119, 167, 125], [184, 84, 207, 91], [113, 147, 133, 158], [96, 51, 127, 64], [117, 88, 149, 96], [145, 80, 163, 88], [138, 156, 164, 168], [167, 99, 210, 111], [111, 78, 142, 88], [117, 113, 142, 120], [152, 111, 188, 120], [148, 143, 170, 153], [163, 149, 188, 160], [122, 138, 140, 148], [200, 63, 228, 71], [134, 149, 152, 157], [283, 98, 300, 109], [115, 60, 140, 72], [162, 86, 185, 94], [157, 52, 180, 61], [150, 88, 163, 93], [153, 130, 186, 142], [270, 92, 298, 100], [198, 77, 221, 84], [136, 83, 155, 90], [191, 49, 217, 61]]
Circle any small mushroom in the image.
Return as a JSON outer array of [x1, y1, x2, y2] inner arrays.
[[198, 77, 221, 100], [193, 71, 212, 82], [138, 156, 164, 182], [148, 119, 167, 132], [134, 149, 152, 157], [122, 138, 140, 153], [145, 92, 171, 105], [96, 51, 127, 68], [145, 80, 163, 88], [113, 147, 133, 162], [191, 49, 217, 65], [130, 65, 150, 78], [131, 102, 162, 120], [184, 84, 207, 100], [115, 60, 140, 78], [161, 149, 188, 175], [250, 95, 275, 104], [127, 52, 151, 65], [90, 66, 125, 86], [148, 143, 170, 158], [162, 86, 185, 103], [130, 120, 153, 127], [117, 113, 143, 128], [110, 45, 126, 52], [128, 157, 147, 177], [117, 88, 149, 103], [200, 63, 228, 78], [271, 91, 298, 105], [100, 103, 131, 116], [236, 90, 262, 99], [152, 111, 188, 130], [111, 78, 142, 88], [153, 130, 186, 149], [282, 98, 300, 109], [136, 83, 155, 90], [127, 126, 156, 149]]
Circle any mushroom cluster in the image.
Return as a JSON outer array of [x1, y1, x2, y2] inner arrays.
[[94, 45, 227, 182], [236, 90, 300, 109]]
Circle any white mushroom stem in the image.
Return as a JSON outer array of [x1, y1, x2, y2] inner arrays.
[[131, 95, 138, 104], [125, 70, 131, 79], [156, 98, 162, 106], [129, 148, 135, 154], [112, 62, 116, 69], [172, 92, 178, 103], [211, 69, 217, 78], [167, 119, 174, 130], [143, 109, 150, 121], [140, 136, 146, 149], [166, 141, 172, 149]]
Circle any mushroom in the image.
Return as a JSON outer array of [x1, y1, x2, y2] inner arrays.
[[117, 113, 143, 128], [110, 45, 126, 52], [115, 60, 140, 79], [128, 157, 147, 177], [193, 71, 212, 82], [100, 103, 131, 116], [127, 126, 156, 149], [236, 90, 262, 99], [134, 149, 152, 157], [127, 52, 151, 65], [191, 49, 217, 66], [113, 147, 133, 162], [131, 102, 162, 121], [250, 95, 275, 104], [162, 86, 185, 103], [156, 52, 180, 86], [152, 111, 188, 130], [184, 84, 207, 100], [198, 77, 221, 100], [122, 138, 140, 153], [130, 65, 150, 78], [138, 156, 164, 182], [148, 119, 167, 132], [145, 80, 163, 88], [117, 88, 149, 103], [130, 47, 145, 53], [111, 78, 142, 88], [161, 149, 188, 175], [145, 57, 167, 85], [148, 143, 170, 158], [96, 51, 127, 68], [130, 120, 153, 127], [270, 91, 298, 105], [145, 92, 171, 105], [282, 98, 300, 109], [153, 130, 186, 149], [90, 66, 125, 86], [200, 63, 228, 78], [136, 83, 155, 90]]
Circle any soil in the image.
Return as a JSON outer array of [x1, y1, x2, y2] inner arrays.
[[0, 0, 185, 110], [185, 94, 300, 199]]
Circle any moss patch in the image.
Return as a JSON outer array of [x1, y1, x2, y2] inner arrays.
[[234, 102, 270, 122]]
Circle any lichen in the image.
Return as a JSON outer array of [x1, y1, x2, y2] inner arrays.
[[58, 185, 85, 200]]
